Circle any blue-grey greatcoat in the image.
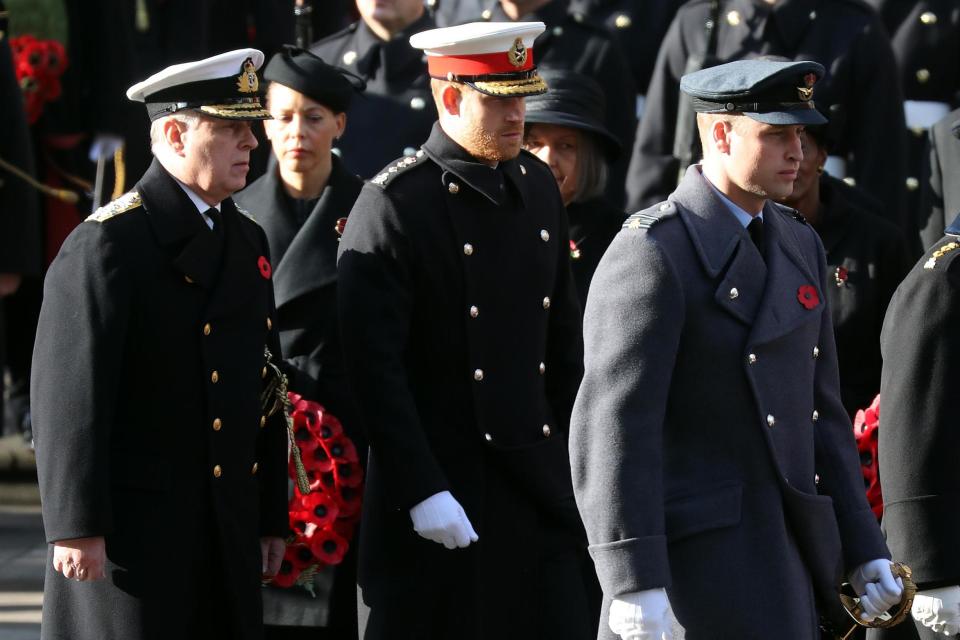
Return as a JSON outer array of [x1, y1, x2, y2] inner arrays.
[[570, 166, 890, 639]]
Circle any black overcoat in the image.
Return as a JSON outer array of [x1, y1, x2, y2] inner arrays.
[[625, 0, 911, 235], [571, 166, 890, 639], [566, 197, 625, 308], [234, 155, 364, 632], [918, 108, 960, 250], [338, 124, 594, 639], [308, 13, 437, 179], [31, 160, 289, 640]]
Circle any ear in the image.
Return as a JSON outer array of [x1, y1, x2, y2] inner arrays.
[[440, 84, 462, 117], [335, 112, 347, 138], [163, 118, 188, 156], [711, 119, 732, 155]]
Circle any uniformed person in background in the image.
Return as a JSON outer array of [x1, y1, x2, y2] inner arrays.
[[871, 212, 960, 640], [522, 68, 625, 306], [31, 49, 289, 640], [865, 0, 959, 229], [626, 0, 913, 244], [309, 0, 436, 178], [571, 59, 902, 639], [778, 116, 912, 419], [337, 21, 597, 639], [234, 46, 366, 640], [450, 0, 637, 206], [918, 107, 960, 250]]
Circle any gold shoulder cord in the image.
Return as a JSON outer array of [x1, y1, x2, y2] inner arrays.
[[262, 347, 311, 494], [836, 563, 917, 640]]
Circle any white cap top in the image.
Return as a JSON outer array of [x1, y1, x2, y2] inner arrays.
[[126, 48, 265, 102], [409, 21, 545, 57]]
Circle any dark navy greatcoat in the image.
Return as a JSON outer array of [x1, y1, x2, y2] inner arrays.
[[234, 154, 364, 634], [566, 197, 625, 308], [869, 218, 960, 640], [571, 166, 889, 639], [918, 108, 960, 250], [338, 124, 595, 639], [31, 160, 289, 640]]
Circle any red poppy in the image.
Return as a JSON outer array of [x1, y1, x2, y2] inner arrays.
[[853, 394, 883, 519], [333, 460, 364, 488], [834, 266, 849, 288], [258, 255, 272, 279], [797, 285, 819, 309], [333, 484, 362, 519], [569, 239, 581, 260], [270, 546, 306, 587], [317, 412, 344, 441], [309, 527, 349, 565], [292, 416, 320, 454], [321, 435, 359, 464], [334, 217, 348, 237], [298, 490, 340, 530]]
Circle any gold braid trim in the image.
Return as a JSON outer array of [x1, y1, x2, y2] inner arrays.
[[471, 76, 548, 96], [262, 347, 311, 495], [0, 154, 79, 204], [111, 145, 126, 201]]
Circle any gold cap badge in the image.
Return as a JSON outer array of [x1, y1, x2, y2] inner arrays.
[[507, 38, 527, 68], [797, 72, 816, 101], [237, 58, 259, 94]]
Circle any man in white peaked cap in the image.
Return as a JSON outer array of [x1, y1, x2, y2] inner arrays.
[[31, 49, 289, 640], [337, 21, 599, 639]]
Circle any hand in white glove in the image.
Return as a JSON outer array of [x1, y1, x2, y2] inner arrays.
[[609, 588, 675, 640], [849, 559, 904, 621], [88, 134, 124, 162], [409, 490, 478, 550], [911, 586, 960, 636]]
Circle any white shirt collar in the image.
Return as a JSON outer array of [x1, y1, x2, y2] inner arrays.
[[173, 178, 220, 229]]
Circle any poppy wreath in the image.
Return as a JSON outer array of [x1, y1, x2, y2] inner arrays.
[[9, 35, 68, 125], [269, 392, 363, 592], [852, 394, 883, 520]]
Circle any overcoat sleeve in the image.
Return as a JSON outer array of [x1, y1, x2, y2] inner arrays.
[[31, 221, 133, 543], [569, 228, 684, 596], [337, 184, 450, 511]]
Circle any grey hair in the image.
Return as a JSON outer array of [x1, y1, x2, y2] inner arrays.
[[571, 130, 608, 204], [149, 110, 201, 155]]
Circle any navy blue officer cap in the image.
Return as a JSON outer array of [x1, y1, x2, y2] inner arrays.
[[681, 59, 828, 126]]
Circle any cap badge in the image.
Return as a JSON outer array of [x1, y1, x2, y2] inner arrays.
[[797, 73, 816, 101], [507, 38, 527, 68], [237, 58, 259, 94]]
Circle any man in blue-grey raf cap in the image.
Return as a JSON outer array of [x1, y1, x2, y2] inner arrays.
[[570, 59, 907, 639]]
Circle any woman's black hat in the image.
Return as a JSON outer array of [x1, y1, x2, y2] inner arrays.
[[263, 45, 365, 113]]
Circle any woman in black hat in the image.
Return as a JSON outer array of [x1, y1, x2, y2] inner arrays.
[[522, 68, 626, 306], [233, 46, 365, 640]]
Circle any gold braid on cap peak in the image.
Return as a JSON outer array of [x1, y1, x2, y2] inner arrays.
[[471, 75, 548, 96], [199, 100, 271, 119]]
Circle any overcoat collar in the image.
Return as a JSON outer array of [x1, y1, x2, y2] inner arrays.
[[421, 123, 528, 206], [354, 11, 433, 81], [725, 0, 819, 52]]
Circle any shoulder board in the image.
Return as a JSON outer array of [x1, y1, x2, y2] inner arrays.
[[623, 201, 676, 230], [370, 150, 426, 189], [86, 191, 142, 223], [772, 202, 807, 225], [923, 239, 960, 270], [234, 202, 260, 225]]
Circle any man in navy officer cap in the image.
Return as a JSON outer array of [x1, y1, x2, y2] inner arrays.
[[571, 59, 904, 639], [32, 49, 289, 640]]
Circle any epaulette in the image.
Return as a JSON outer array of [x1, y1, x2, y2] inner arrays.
[[772, 202, 807, 225], [623, 201, 675, 230], [923, 240, 960, 270], [86, 191, 142, 223], [370, 149, 426, 188], [234, 202, 260, 225]]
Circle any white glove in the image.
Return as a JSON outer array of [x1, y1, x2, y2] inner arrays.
[[848, 559, 904, 621], [609, 588, 675, 640], [911, 586, 960, 636], [88, 134, 124, 162], [409, 490, 478, 550]]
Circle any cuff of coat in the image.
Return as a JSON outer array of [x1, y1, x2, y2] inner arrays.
[[837, 507, 890, 571], [588, 535, 671, 597]]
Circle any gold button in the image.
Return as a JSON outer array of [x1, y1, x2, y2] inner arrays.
[[212, 418, 222, 431], [552, 25, 564, 37], [448, 182, 460, 194], [767, 414, 776, 427], [203, 323, 211, 336], [266, 317, 272, 330], [213, 465, 222, 478], [261, 366, 268, 379], [813, 346, 820, 359], [251, 462, 259, 475], [409, 96, 426, 110], [540, 229, 550, 242], [920, 11, 937, 25], [539, 362, 546, 375], [484, 433, 493, 442], [463, 243, 474, 256], [729, 288, 739, 300], [542, 296, 551, 309], [473, 369, 484, 382], [812, 410, 820, 422], [906, 177, 919, 191], [481, 9, 491, 19], [211, 370, 219, 384], [260, 415, 267, 428], [748, 354, 757, 364], [614, 13, 632, 28], [916, 68, 931, 83], [542, 424, 552, 437], [184, 275, 195, 284], [469, 305, 479, 318]]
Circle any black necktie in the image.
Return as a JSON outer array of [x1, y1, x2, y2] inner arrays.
[[748, 216, 766, 262], [206, 207, 222, 233]]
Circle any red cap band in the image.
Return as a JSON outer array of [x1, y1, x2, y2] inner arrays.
[[427, 48, 535, 78]]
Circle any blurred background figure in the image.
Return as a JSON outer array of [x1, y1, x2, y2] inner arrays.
[[523, 68, 624, 306], [918, 108, 960, 251], [309, 0, 436, 178], [778, 117, 911, 419], [627, 0, 914, 249], [234, 47, 366, 640]]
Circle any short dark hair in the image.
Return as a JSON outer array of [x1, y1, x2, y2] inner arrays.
[[571, 130, 608, 204]]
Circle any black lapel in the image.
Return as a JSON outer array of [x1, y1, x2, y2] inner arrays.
[[203, 198, 267, 321]]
